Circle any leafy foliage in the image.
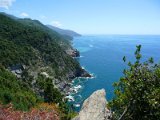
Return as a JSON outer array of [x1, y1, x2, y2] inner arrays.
[[35, 74, 76, 120], [109, 45, 160, 120], [35, 75, 63, 103], [0, 65, 40, 111]]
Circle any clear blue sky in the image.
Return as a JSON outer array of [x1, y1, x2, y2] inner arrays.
[[0, 0, 160, 34]]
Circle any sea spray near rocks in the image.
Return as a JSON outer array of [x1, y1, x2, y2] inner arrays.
[[66, 76, 95, 111]]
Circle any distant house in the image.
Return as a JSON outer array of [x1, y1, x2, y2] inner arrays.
[[8, 64, 26, 78]]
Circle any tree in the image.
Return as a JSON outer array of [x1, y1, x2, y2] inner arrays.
[[109, 45, 160, 120], [44, 78, 63, 103]]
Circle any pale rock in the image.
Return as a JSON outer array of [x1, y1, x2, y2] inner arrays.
[[73, 89, 111, 120]]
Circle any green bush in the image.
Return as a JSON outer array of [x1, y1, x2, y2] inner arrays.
[[0, 65, 40, 111], [109, 45, 160, 120]]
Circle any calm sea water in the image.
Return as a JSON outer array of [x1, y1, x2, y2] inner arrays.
[[70, 35, 160, 111]]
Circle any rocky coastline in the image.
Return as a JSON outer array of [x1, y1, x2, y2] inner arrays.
[[61, 49, 92, 103], [60, 53, 92, 96], [66, 49, 80, 57], [7, 47, 91, 101]]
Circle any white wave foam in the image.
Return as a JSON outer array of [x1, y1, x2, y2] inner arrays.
[[81, 66, 86, 69], [74, 85, 82, 90], [78, 94, 82, 98], [65, 95, 75, 102], [80, 55, 84, 58], [74, 104, 80, 107]]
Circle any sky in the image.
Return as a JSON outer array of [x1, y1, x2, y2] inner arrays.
[[0, 0, 160, 35]]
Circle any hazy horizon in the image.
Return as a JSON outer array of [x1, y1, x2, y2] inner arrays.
[[0, 0, 160, 35]]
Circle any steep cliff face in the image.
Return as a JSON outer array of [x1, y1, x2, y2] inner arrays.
[[73, 89, 112, 120]]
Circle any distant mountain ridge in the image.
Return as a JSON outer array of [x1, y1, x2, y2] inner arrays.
[[47, 25, 81, 38]]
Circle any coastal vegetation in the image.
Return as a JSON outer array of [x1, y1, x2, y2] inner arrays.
[[109, 45, 160, 120], [0, 65, 40, 111], [1, 11, 160, 120], [0, 12, 81, 120], [0, 64, 76, 119]]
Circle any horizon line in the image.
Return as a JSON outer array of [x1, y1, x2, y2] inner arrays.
[[80, 34, 160, 36]]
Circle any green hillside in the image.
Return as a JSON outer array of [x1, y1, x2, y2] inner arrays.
[[0, 12, 82, 77], [0, 65, 39, 111], [0, 12, 84, 114]]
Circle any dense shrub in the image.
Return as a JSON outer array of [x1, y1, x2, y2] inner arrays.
[[109, 45, 160, 120], [0, 65, 40, 111]]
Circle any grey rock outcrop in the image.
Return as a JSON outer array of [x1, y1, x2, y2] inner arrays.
[[73, 89, 112, 120]]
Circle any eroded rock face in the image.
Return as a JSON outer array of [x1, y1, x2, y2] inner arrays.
[[73, 89, 111, 120]]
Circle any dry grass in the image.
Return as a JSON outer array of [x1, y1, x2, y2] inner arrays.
[[0, 103, 60, 120]]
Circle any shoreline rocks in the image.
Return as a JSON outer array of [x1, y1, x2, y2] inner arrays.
[[72, 89, 112, 120], [74, 67, 92, 78], [56, 66, 92, 96], [80, 68, 92, 78], [66, 49, 80, 57]]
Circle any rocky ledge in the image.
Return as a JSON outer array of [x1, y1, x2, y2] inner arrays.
[[66, 49, 80, 57], [78, 68, 92, 78], [72, 89, 112, 120]]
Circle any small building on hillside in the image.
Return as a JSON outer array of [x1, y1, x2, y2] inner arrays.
[[8, 64, 26, 78]]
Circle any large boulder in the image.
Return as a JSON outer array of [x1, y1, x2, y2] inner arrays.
[[73, 89, 111, 120]]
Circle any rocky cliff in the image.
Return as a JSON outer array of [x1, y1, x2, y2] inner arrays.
[[73, 89, 112, 120]]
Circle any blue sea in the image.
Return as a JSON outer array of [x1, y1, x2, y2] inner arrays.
[[70, 35, 160, 111]]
